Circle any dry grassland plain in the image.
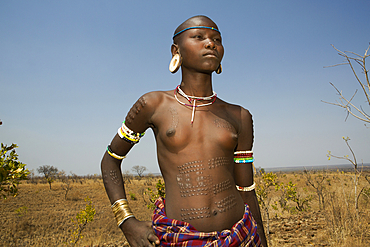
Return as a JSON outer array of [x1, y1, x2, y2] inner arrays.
[[0, 171, 369, 247]]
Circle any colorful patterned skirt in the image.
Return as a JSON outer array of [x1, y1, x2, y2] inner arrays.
[[152, 197, 261, 246]]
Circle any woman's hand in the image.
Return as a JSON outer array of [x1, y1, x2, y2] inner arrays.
[[121, 218, 160, 247]]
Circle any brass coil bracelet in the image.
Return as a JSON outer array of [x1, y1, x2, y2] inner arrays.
[[111, 199, 135, 227]]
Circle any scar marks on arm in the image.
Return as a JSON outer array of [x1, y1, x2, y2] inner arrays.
[[102, 169, 121, 185], [102, 170, 109, 185], [109, 170, 121, 185], [126, 96, 147, 124], [166, 107, 179, 137]]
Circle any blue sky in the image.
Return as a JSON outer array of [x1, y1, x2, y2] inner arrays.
[[1, 1, 369, 175]]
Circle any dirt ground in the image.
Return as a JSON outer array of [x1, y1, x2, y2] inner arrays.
[[0, 172, 369, 246]]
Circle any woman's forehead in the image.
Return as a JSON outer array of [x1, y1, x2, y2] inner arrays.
[[174, 26, 221, 39], [173, 17, 220, 40], [178, 17, 218, 32]]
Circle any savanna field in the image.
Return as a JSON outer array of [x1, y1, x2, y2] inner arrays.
[[1, 170, 369, 247]]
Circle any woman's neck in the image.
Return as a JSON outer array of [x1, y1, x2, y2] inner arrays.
[[180, 72, 213, 97]]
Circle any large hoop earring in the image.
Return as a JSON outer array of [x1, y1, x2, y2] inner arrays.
[[216, 64, 222, 74], [169, 54, 182, 73]]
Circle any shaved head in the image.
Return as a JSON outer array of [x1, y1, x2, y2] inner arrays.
[[173, 15, 219, 43]]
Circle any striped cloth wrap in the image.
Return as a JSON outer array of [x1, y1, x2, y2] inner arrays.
[[152, 197, 261, 246]]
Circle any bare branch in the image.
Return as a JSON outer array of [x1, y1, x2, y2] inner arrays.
[[360, 105, 370, 118], [343, 137, 357, 170], [329, 44, 370, 105], [323, 82, 370, 123], [345, 51, 362, 58], [327, 152, 356, 167], [323, 63, 349, 68]]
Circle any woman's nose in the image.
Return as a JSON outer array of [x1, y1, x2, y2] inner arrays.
[[205, 39, 216, 49]]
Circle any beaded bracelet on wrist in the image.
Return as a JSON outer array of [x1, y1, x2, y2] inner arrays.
[[236, 182, 256, 192], [234, 150, 254, 163]]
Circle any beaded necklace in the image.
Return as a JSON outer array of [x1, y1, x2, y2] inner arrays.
[[174, 85, 217, 124]]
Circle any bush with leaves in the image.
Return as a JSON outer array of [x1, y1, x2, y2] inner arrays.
[[255, 171, 279, 245], [70, 196, 96, 245], [277, 180, 312, 213], [15, 205, 28, 217], [0, 143, 29, 199], [146, 179, 165, 209]]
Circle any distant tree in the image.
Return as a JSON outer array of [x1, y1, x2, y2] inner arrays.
[[59, 170, 73, 200], [303, 168, 327, 210], [70, 172, 80, 184], [327, 137, 364, 214], [131, 165, 147, 180], [37, 165, 59, 190], [0, 143, 29, 199]]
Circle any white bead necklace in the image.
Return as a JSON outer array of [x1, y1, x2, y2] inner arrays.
[[174, 85, 217, 124]]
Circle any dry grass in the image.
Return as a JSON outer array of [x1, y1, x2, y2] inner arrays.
[[264, 171, 370, 247], [0, 172, 369, 247], [0, 178, 157, 246]]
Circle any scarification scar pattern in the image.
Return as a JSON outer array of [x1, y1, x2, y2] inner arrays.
[[126, 96, 147, 124], [166, 107, 179, 137]]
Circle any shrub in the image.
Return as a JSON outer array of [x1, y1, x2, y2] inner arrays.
[[146, 179, 165, 209], [0, 143, 29, 199], [70, 196, 96, 245]]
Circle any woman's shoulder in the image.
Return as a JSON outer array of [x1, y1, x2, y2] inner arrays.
[[125, 90, 174, 130], [132, 90, 173, 110], [216, 97, 252, 118], [141, 90, 173, 102]]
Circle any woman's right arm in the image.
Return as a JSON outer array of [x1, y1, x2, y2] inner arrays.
[[101, 92, 161, 247]]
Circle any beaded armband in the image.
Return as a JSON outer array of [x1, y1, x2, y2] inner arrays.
[[111, 199, 135, 227], [107, 145, 126, 160], [234, 150, 254, 163], [117, 121, 145, 145], [236, 182, 256, 192]]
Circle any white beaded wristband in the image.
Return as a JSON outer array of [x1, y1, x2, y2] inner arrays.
[[236, 182, 256, 191]]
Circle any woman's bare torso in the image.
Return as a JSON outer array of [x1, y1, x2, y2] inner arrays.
[[150, 90, 246, 232]]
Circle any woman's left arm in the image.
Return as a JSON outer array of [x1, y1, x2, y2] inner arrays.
[[233, 107, 268, 247]]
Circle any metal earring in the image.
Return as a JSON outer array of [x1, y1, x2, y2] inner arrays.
[[169, 54, 182, 73], [216, 64, 222, 74]]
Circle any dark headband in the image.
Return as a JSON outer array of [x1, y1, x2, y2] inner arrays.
[[173, 26, 221, 39]]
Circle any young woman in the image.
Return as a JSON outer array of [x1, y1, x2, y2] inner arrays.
[[101, 15, 267, 247]]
